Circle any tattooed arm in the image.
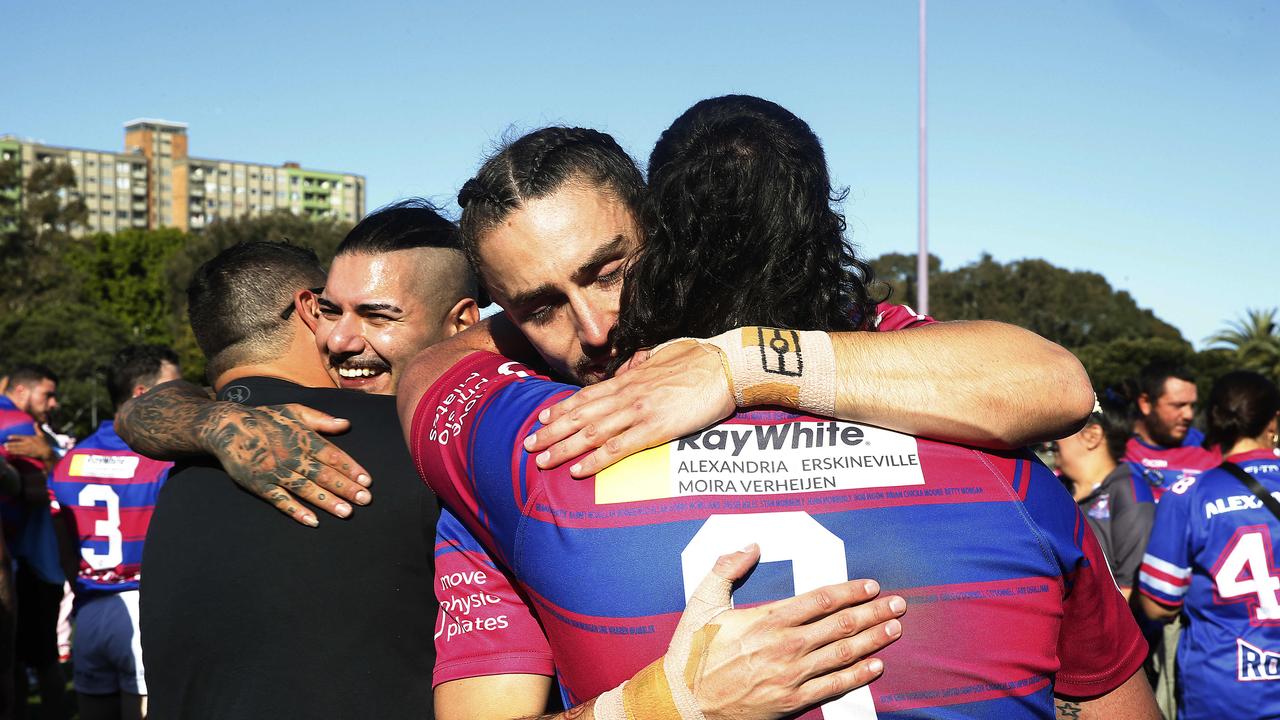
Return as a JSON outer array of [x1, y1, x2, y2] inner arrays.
[[116, 380, 372, 527], [1054, 669, 1160, 720]]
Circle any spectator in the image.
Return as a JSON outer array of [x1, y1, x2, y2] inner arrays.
[[1058, 392, 1155, 599], [1125, 362, 1221, 500], [1140, 370, 1280, 719], [0, 364, 67, 720]]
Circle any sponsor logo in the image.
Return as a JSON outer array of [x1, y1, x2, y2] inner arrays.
[[1143, 458, 1169, 469], [68, 454, 139, 480], [596, 420, 923, 504], [434, 567, 510, 641], [1239, 638, 1280, 681], [222, 385, 250, 403], [1206, 493, 1280, 519]]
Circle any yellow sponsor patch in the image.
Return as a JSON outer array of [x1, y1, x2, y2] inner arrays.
[[596, 444, 672, 504]]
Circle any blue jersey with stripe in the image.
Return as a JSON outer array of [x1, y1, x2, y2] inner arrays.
[[414, 352, 1146, 719], [1140, 449, 1280, 719]]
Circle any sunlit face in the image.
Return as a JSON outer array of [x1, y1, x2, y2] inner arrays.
[[316, 251, 446, 395], [476, 183, 640, 385], [14, 379, 58, 424], [1143, 377, 1197, 446]]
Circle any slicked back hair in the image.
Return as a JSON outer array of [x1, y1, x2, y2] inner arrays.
[[336, 197, 481, 304], [1204, 371, 1280, 450], [107, 344, 179, 409], [338, 197, 463, 255], [613, 95, 881, 363], [187, 241, 326, 381], [456, 127, 645, 283]]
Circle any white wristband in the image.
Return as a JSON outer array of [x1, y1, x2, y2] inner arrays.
[[702, 327, 837, 417]]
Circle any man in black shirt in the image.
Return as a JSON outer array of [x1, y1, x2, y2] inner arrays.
[[139, 238, 458, 719]]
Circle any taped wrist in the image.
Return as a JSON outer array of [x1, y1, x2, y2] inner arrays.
[[702, 327, 837, 417], [592, 567, 733, 720]]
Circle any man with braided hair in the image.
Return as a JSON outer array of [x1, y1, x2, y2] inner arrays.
[[400, 96, 1154, 719]]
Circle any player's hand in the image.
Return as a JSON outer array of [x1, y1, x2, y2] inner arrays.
[[3, 434, 56, 465], [524, 340, 734, 478], [200, 402, 372, 527], [679, 546, 904, 720]]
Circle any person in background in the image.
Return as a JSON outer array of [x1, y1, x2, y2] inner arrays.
[[1057, 391, 1155, 599], [48, 345, 182, 720], [1125, 362, 1221, 500], [1139, 370, 1280, 719], [0, 364, 67, 720]]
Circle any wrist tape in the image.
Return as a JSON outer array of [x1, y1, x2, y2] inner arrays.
[[703, 327, 836, 417], [593, 566, 732, 720]]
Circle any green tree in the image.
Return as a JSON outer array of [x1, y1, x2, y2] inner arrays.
[[0, 302, 131, 435], [0, 159, 89, 314], [867, 252, 941, 308], [1205, 308, 1280, 381], [64, 228, 189, 344], [869, 252, 1185, 349], [0, 158, 21, 232]]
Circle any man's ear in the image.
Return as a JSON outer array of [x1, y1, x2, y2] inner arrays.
[[1136, 393, 1153, 417], [445, 298, 480, 337], [296, 289, 321, 332]]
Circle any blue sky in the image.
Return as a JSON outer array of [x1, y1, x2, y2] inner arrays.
[[5, 1, 1275, 346]]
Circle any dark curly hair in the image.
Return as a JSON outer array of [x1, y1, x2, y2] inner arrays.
[[612, 95, 883, 363], [1204, 371, 1280, 451], [456, 127, 645, 285]]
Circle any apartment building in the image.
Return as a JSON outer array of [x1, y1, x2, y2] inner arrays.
[[1, 120, 365, 234]]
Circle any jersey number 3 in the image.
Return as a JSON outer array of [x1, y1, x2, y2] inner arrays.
[[681, 512, 879, 720], [78, 484, 123, 571], [1213, 525, 1280, 622]]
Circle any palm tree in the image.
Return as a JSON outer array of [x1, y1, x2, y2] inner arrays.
[[1206, 308, 1280, 380]]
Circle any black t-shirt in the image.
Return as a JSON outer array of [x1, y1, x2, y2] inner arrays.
[[142, 377, 438, 719]]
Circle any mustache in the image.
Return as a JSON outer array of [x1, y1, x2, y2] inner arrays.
[[330, 355, 391, 373]]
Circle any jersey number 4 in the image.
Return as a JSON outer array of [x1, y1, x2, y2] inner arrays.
[[78, 484, 123, 571], [1213, 525, 1280, 623], [681, 512, 879, 720]]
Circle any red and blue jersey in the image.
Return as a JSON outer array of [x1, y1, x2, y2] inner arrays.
[[0, 395, 65, 585], [1124, 428, 1221, 502], [1139, 449, 1280, 719], [48, 421, 171, 601], [413, 351, 1146, 719], [0, 395, 41, 538]]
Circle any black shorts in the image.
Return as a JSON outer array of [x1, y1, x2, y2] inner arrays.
[[15, 564, 61, 666]]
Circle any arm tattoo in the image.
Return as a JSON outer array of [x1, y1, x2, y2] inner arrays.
[[117, 381, 333, 500], [115, 380, 217, 458], [1054, 699, 1083, 719]]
